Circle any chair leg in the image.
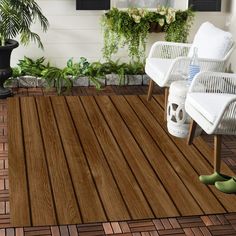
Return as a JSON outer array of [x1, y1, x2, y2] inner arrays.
[[187, 119, 197, 145], [214, 135, 222, 173], [164, 87, 169, 121], [147, 79, 154, 101]]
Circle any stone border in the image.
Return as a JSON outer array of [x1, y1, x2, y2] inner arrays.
[[5, 74, 151, 88]]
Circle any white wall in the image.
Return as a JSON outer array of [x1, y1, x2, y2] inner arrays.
[[12, 0, 106, 67], [226, 0, 236, 72], [11, 0, 231, 68]]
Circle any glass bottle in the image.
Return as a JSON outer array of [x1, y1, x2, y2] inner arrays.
[[188, 47, 200, 83]]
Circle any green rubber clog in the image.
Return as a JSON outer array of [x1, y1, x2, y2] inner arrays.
[[199, 172, 231, 185], [215, 177, 236, 194]]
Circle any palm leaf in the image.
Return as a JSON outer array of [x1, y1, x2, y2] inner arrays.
[[0, 0, 49, 47]]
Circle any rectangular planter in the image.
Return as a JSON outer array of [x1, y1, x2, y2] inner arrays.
[[37, 77, 48, 88], [127, 75, 143, 85], [18, 75, 38, 87], [73, 76, 89, 87], [89, 77, 106, 88], [142, 74, 151, 85], [106, 74, 120, 85]]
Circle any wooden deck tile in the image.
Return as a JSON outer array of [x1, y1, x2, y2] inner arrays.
[[2, 88, 236, 235]]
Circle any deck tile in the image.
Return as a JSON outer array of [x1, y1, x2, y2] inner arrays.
[[0, 86, 235, 235]]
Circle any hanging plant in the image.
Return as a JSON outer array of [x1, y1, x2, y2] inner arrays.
[[101, 8, 150, 63], [101, 7, 194, 62], [164, 8, 195, 43]]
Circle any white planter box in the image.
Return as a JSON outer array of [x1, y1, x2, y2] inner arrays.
[[106, 74, 120, 85], [73, 76, 89, 87], [37, 77, 48, 87], [18, 75, 38, 87], [89, 77, 106, 87], [142, 74, 151, 85], [106, 74, 129, 86], [127, 75, 143, 85]]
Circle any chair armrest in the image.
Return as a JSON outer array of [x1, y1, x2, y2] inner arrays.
[[148, 41, 192, 59], [165, 57, 227, 84], [189, 71, 236, 94], [214, 98, 236, 135]]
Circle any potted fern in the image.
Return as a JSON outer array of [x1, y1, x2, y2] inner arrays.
[[0, 0, 49, 98]]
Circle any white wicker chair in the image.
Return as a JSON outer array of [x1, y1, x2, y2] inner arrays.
[[145, 22, 235, 115], [185, 71, 236, 181]]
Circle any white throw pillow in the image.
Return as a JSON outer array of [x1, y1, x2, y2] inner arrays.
[[188, 22, 233, 59]]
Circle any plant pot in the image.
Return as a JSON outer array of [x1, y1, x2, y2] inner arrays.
[[37, 77, 47, 88], [0, 39, 19, 98], [149, 22, 163, 33], [89, 77, 106, 88], [106, 74, 120, 85], [127, 75, 143, 85], [73, 76, 89, 87], [18, 75, 38, 87], [142, 74, 151, 85]]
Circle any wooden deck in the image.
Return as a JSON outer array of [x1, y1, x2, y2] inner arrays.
[[8, 95, 236, 227]]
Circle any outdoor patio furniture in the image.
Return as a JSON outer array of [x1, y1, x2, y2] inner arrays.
[[185, 71, 236, 187], [145, 22, 235, 116]]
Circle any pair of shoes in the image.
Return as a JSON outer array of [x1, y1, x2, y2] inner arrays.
[[215, 177, 236, 194], [199, 172, 231, 185]]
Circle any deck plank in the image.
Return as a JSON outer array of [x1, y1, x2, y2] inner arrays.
[[66, 96, 130, 221], [50, 96, 107, 223], [20, 97, 57, 226], [8, 97, 31, 227], [95, 96, 179, 218], [35, 97, 81, 225], [111, 95, 203, 216], [80, 96, 154, 219], [142, 95, 236, 213]]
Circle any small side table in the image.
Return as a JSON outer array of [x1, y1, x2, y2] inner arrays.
[[167, 80, 191, 138]]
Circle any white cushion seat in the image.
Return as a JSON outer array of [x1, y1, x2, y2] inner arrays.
[[186, 93, 236, 123], [145, 57, 184, 86], [145, 57, 174, 80]]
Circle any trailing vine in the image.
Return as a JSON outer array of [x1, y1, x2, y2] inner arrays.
[[101, 7, 194, 62], [164, 8, 195, 43]]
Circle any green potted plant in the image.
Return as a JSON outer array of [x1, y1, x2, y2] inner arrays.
[[41, 66, 73, 95], [86, 61, 106, 89], [104, 60, 126, 85], [71, 57, 90, 87], [125, 61, 145, 85], [16, 56, 50, 87], [0, 0, 49, 98]]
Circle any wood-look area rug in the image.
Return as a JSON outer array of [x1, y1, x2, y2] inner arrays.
[[8, 95, 236, 227]]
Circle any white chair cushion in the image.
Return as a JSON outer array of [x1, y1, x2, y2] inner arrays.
[[186, 93, 236, 123], [145, 58, 173, 82], [188, 22, 233, 59]]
